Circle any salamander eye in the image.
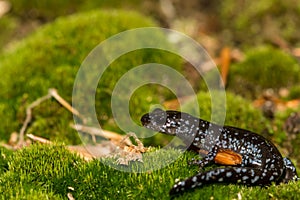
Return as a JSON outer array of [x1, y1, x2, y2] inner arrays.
[[149, 108, 167, 126]]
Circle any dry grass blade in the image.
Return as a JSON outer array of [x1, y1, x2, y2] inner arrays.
[[48, 88, 85, 122], [26, 134, 52, 144], [70, 124, 132, 145]]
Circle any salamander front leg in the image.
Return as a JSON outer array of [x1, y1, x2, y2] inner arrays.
[[188, 149, 218, 168]]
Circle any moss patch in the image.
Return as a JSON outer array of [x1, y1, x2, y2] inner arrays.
[[0, 9, 182, 143], [1, 144, 300, 199], [0, 147, 12, 174], [227, 46, 300, 99]]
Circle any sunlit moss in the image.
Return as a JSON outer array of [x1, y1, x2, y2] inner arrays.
[[227, 46, 300, 98]]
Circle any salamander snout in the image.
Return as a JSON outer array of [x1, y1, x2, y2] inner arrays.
[[141, 108, 181, 135], [141, 108, 167, 128]]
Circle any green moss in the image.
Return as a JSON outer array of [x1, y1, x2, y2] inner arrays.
[[8, 0, 141, 21], [0, 10, 182, 143], [219, 0, 300, 47], [227, 46, 300, 98], [1, 144, 300, 199], [1, 144, 80, 199], [287, 86, 300, 100], [8, 145, 83, 180], [0, 147, 13, 174], [0, 172, 63, 200]]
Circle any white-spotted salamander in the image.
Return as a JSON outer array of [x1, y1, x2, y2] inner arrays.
[[141, 108, 299, 195]]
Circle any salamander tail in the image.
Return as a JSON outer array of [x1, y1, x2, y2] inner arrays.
[[170, 167, 281, 195]]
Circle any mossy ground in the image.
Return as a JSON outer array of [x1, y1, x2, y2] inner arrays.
[[1, 144, 300, 200]]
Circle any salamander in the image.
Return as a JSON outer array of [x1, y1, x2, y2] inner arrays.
[[141, 108, 299, 195]]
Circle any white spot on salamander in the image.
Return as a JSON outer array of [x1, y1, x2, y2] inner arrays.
[[192, 176, 197, 182], [226, 172, 233, 177], [251, 160, 262, 166], [251, 176, 259, 183], [179, 181, 185, 186], [235, 168, 242, 173]]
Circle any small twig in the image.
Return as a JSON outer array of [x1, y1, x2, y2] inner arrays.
[[48, 88, 85, 122], [17, 88, 88, 147], [18, 93, 52, 147], [0, 143, 15, 150], [26, 134, 52, 144], [70, 124, 132, 145]]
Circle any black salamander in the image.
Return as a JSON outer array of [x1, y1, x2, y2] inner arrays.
[[141, 108, 299, 195]]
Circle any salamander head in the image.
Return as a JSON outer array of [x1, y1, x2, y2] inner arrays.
[[141, 108, 184, 135]]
